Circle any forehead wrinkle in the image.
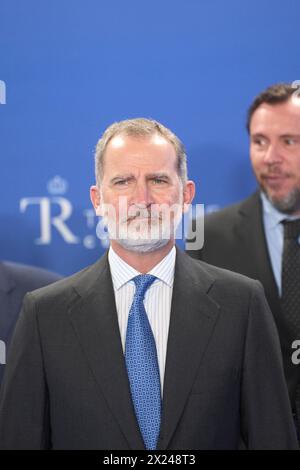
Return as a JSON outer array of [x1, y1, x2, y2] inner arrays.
[[102, 134, 179, 183]]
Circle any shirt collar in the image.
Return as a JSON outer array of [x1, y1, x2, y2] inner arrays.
[[108, 245, 176, 291]]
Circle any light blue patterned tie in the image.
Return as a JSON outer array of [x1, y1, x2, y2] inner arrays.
[[125, 274, 161, 450]]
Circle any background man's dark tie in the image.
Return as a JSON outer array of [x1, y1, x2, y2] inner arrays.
[[281, 219, 300, 439]]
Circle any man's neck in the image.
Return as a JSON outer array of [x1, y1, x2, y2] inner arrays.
[[110, 240, 175, 273]]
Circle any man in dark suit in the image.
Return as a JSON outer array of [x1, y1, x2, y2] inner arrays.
[[0, 118, 297, 449], [187, 83, 300, 437], [0, 261, 61, 384]]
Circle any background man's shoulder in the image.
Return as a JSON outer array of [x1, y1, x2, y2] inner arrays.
[[0, 261, 62, 295], [204, 192, 260, 227], [181, 249, 262, 295]]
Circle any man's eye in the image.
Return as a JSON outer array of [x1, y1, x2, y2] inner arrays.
[[115, 180, 128, 186], [253, 138, 266, 146], [284, 138, 296, 146], [152, 178, 167, 185]]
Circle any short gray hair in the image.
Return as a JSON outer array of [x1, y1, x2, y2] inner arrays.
[[94, 118, 188, 186]]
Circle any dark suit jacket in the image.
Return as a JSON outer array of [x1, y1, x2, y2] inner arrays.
[[186, 191, 300, 408], [0, 248, 297, 449], [0, 261, 61, 384]]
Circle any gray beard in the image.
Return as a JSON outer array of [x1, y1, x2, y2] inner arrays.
[[115, 236, 170, 253], [264, 187, 300, 214]]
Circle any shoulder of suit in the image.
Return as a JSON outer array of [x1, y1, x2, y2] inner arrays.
[[181, 250, 261, 293], [204, 192, 259, 225], [24, 256, 105, 304]]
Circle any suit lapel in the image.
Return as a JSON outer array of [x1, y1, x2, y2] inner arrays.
[[67, 255, 145, 450], [158, 250, 220, 450], [237, 192, 281, 319]]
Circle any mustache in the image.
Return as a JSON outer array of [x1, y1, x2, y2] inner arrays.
[[261, 169, 290, 178], [123, 213, 162, 224], [119, 205, 162, 224]]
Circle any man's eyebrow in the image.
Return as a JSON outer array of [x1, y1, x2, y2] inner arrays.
[[146, 173, 171, 179], [250, 133, 267, 138], [251, 132, 300, 139], [280, 133, 300, 139], [110, 174, 135, 183], [109, 173, 171, 183]]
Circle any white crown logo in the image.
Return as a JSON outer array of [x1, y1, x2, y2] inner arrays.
[[47, 175, 68, 195]]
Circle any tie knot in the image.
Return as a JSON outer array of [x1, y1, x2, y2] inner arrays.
[[282, 219, 300, 240], [133, 274, 156, 300]]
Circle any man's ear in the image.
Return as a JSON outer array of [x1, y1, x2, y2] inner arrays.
[[183, 180, 195, 213], [90, 185, 102, 216]]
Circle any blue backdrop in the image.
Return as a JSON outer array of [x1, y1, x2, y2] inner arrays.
[[1, 0, 299, 275]]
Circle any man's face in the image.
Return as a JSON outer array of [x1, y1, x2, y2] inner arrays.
[[249, 98, 300, 214], [90, 133, 194, 252]]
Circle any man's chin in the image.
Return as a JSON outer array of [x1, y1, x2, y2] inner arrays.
[[263, 187, 300, 214], [115, 237, 170, 253]]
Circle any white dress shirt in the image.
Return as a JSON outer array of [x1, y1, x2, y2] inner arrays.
[[108, 246, 176, 396]]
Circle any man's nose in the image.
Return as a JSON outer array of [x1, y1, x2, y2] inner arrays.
[[263, 143, 283, 165], [131, 182, 153, 206]]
